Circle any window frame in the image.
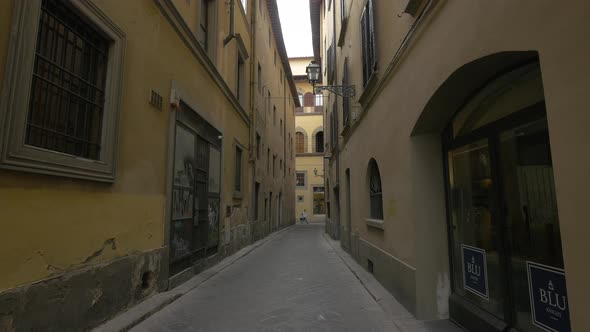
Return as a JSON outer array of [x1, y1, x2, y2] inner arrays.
[[234, 145, 243, 194], [237, 52, 246, 105], [368, 159, 384, 220], [360, 0, 376, 88], [295, 171, 307, 189], [0, 0, 126, 182]]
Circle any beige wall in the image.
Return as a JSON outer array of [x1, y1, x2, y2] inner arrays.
[[290, 56, 314, 76], [321, 0, 590, 329]]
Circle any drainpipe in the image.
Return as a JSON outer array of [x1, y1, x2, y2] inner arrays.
[[224, 0, 236, 45]]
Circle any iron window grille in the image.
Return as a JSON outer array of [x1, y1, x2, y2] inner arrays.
[[27, 0, 110, 160]]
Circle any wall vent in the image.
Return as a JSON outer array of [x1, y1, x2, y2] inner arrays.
[[149, 89, 163, 111]]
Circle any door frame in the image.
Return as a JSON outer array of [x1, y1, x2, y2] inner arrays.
[[443, 102, 548, 332]]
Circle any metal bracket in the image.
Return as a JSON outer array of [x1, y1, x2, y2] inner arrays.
[[313, 85, 356, 98]]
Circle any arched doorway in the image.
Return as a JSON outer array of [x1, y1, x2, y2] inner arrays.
[[442, 60, 569, 332]]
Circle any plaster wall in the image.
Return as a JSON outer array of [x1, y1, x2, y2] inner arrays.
[[323, 0, 590, 328]]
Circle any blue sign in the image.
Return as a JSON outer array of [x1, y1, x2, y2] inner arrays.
[[527, 261, 570, 332], [461, 244, 489, 299]]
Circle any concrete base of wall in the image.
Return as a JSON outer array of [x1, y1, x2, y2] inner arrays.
[[0, 247, 166, 332], [350, 233, 417, 315]]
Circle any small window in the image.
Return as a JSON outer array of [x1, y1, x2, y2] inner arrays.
[[315, 131, 324, 153], [273, 106, 276, 126], [258, 63, 262, 95], [297, 195, 304, 203], [360, 0, 376, 87], [198, 0, 210, 50], [368, 159, 383, 220], [234, 146, 243, 193], [280, 119, 283, 135], [237, 53, 246, 104], [296, 172, 306, 188], [273, 155, 276, 177], [255, 182, 260, 220], [256, 132, 261, 159]]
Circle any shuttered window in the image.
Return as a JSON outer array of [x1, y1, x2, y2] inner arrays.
[[295, 132, 305, 153], [360, 0, 376, 87], [342, 57, 350, 126]]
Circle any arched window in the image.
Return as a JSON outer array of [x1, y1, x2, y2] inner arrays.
[[303, 92, 314, 107], [315, 131, 324, 153], [368, 159, 383, 220], [295, 132, 305, 153]]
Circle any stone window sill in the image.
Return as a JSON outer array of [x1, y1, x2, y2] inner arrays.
[[366, 218, 384, 230]]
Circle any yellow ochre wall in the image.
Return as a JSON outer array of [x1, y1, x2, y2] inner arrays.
[[0, 0, 251, 293]]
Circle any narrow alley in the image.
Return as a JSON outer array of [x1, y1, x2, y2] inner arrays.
[[1, 0, 588, 331], [130, 224, 399, 331]]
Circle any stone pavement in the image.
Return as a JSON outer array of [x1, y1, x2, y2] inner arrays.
[[99, 224, 464, 331]]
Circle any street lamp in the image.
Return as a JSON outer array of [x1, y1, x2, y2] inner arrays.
[[305, 61, 355, 98]]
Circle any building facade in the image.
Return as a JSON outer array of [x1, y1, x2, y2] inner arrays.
[[313, 0, 590, 331], [290, 56, 325, 222], [0, 0, 298, 329]]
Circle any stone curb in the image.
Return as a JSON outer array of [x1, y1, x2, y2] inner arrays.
[[93, 225, 296, 332], [322, 233, 464, 332]]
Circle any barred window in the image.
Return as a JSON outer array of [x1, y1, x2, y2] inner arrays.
[[360, 0, 376, 87], [0, 0, 125, 181], [27, 0, 110, 160], [368, 159, 383, 220]]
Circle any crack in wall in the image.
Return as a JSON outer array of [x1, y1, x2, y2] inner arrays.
[[82, 238, 117, 264]]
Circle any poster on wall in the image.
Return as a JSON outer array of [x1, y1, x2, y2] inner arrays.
[[527, 261, 570, 332], [461, 244, 489, 300]]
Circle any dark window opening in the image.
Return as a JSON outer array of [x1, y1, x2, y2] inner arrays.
[[27, 0, 111, 160]]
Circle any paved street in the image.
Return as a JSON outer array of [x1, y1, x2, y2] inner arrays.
[[132, 224, 399, 331]]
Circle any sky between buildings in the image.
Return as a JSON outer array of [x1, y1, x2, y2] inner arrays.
[[276, 0, 314, 58]]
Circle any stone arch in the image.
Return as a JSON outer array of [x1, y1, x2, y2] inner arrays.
[[412, 51, 539, 136], [408, 51, 544, 324]]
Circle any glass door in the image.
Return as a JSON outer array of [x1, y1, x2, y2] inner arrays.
[[498, 119, 568, 332], [447, 139, 507, 319]]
